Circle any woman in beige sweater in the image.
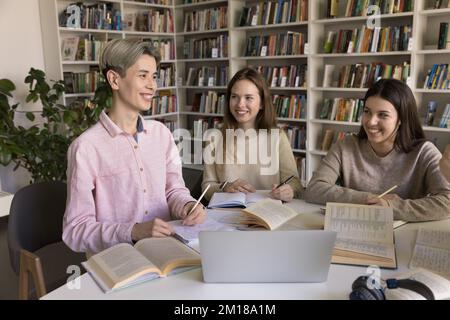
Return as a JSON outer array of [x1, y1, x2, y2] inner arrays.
[[201, 67, 302, 202], [440, 144, 450, 182], [305, 79, 450, 221]]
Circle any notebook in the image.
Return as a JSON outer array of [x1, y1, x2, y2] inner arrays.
[[207, 190, 273, 208], [199, 230, 337, 283]]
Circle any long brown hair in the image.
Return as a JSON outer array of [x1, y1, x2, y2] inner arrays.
[[358, 79, 426, 153], [224, 67, 277, 130]]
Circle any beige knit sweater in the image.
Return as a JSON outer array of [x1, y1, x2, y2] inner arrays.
[[305, 135, 450, 221], [202, 131, 302, 200]]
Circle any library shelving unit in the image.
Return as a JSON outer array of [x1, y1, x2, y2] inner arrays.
[[173, 0, 229, 152], [39, 0, 179, 131], [38, 0, 450, 182], [307, 0, 450, 180], [413, 0, 450, 152]]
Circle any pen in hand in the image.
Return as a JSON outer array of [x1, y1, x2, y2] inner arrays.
[[187, 184, 210, 217], [377, 185, 398, 198], [273, 175, 295, 190]]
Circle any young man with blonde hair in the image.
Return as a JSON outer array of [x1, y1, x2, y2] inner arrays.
[[63, 39, 205, 254]]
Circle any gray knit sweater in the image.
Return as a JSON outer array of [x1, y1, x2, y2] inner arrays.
[[305, 135, 450, 221]]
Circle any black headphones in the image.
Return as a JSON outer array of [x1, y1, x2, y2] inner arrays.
[[349, 275, 435, 300]]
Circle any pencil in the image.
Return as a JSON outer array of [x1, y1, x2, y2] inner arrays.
[[188, 184, 210, 216], [377, 185, 398, 198], [274, 175, 295, 190]]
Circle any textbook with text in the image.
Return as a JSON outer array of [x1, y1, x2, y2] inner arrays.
[[240, 198, 299, 230], [207, 190, 271, 208], [82, 237, 201, 293], [385, 268, 450, 300], [324, 202, 397, 269]]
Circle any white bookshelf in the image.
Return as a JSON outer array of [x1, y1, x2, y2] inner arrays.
[[39, 0, 450, 182], [40, 0, 178, 125]]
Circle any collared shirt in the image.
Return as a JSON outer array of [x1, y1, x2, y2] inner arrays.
[[63, 111, 194, 253]]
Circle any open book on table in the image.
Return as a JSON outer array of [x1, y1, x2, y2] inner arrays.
[[169, 216, 235, 247], [239, 198, 299, 230], [82, 237, 200, 293], [207, 190, 271, 208], [385, 268, 450, 300], [324, 202, 397, 269], [409, 228, 450, 279]]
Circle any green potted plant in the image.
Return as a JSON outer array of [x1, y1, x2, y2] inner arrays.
[[0, 68, 111, 183]]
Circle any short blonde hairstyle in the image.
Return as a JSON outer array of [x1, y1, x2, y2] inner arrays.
[[99, 39, 161, 81]]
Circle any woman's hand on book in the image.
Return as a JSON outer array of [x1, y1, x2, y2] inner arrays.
[[131, 218, 174, 242], [181, 201, 206, 226], [223, 179, 256, 193], [270, 184, 294, 202]]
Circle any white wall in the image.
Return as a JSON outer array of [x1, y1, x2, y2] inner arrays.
[[0, 0, 45, 192]]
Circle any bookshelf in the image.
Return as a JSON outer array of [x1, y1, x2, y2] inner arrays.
[[39, 0, 179, 131], [39, 0, 450, 182]]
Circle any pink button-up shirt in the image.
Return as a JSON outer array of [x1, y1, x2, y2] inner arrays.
[[63, 111, 194, 253]]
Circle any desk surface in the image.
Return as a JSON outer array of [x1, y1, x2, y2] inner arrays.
[[42, 200, 450, 300]]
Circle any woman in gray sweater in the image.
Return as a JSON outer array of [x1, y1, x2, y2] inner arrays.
[[305, 79, 450, 221]]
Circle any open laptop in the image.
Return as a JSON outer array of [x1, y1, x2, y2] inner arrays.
[[199, 230, 337, 283]]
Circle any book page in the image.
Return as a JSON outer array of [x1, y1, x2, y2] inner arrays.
[[334, 238, 395, 259], [134, 237, 200, 275], [385, 269, 450, 300], [324, 203, 393, 244], [169, 216, 235, 243], [409, 228, 450, 278], [89, 243, 157, 288], [245, 190, 272, 206], [207, 208, 247, 227], [276, 212, 325, 230], [242, 199, 298, 230], [207, 192, 247, 208], [393, 220, 407, 229]]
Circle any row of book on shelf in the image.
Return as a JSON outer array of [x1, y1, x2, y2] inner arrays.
[[323, 24, 412, 54], [156, 65, 175, 87], [323, 61, 410, 88], [327, 0, 414, 18], [183, 35, 228, 59], [59, 2, 122, 30], [425, 102, 450, 128], [245, 32, 306, 57], [61, 37, 175, 62], [185, 66, 229, 87], [61, 36, 105, 61], [279, 123, 306, 150], [183, 6, 228, 32], [438, 22, 450, 50], [142, 92, 177, 116], [253, 64, 307, 88], [273, 94, 307, 119], [192, 92, 226, 114], [124, 9, 174, 33], [423, 64, 450, 90], [238, 0, 308, 27], [319, 98, 365, 123], [63, 70, 101, 94]]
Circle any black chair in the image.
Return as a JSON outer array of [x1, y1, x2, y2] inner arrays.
[[182, 166, 204, 202], [7, 181, 85, 299]]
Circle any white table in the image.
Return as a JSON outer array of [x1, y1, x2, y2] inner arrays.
[[42, 200, 450, 300], [0, 191, 13, 217]]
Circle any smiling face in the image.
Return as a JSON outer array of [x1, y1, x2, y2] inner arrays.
[[113, 54, 157, 113], [362, 96, 400, 156], [229, 79, 262, 130]]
